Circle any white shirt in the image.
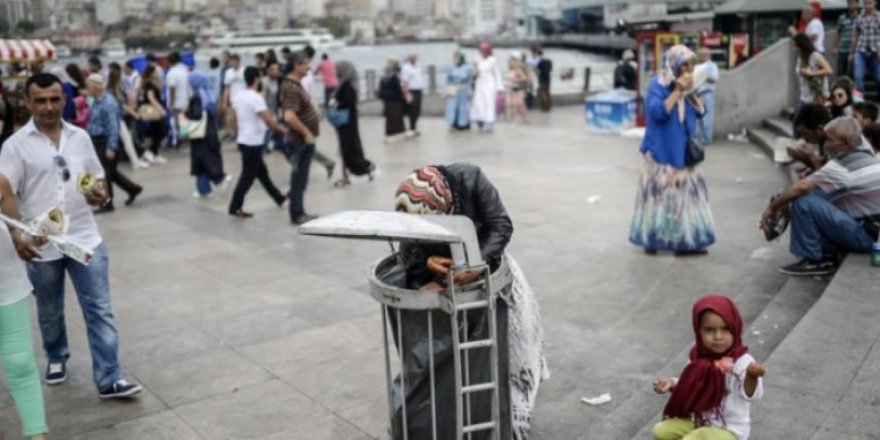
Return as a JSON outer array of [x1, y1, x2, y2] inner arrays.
[[224, 66, 246, 100], [401, 62, 424, 91], [232, 89, 268, 146], [806, 17, 826, 53], [122, 71, 140, 96], [0, 120, 106, 261], [166, 63, 192, 110], [703, 354, 764, 440], [0, 212, 31, 306]]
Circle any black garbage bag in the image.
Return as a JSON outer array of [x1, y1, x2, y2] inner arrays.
[[378, 258, 511, 440]]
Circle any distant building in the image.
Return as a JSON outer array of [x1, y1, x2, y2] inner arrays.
[[389, 0, 432, 17], [3, 0, 44, 28], [66, 28, 101, 50], [95, 0, 123, 25], [465, 0, 503, 37], [559, 0, 720, 33]]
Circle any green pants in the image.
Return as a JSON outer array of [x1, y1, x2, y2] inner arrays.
[[653, 418, 736, 440], [0, 296, 48, 437]]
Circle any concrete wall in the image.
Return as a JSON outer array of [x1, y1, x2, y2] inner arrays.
[[713, 37, 798, 138]]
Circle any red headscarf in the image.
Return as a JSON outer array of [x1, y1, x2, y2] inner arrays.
[[663, 294, 748, 425], [797, 1, 823, 33]]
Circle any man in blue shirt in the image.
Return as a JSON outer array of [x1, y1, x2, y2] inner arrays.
[[838, 0, 860, 77], [86, 74, 142, 214], [696, 47, 720, 145]]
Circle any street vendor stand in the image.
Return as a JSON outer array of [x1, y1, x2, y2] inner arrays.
[[300, 211, 513, 440]]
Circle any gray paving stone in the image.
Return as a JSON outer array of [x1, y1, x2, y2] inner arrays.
[[64, 410, 203, 440]]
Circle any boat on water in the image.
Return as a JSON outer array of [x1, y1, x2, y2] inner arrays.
[[101, 39, 127, 57], [203, 28, 345, 56]]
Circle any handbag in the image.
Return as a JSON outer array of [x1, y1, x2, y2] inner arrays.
[[325, 86, 350, 128], [137, 104, 162, 121], [684, 106, 705, 167], [177, 112, 207, 140]]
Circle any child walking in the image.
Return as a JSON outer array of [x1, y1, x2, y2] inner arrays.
[[652, 294, 765, 440]]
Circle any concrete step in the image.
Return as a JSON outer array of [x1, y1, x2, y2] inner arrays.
[[763, 116, 792, 139], [781, 107, 795, 119], [752, 256, 880, 438], [746, 126, 778, 160], [629, 271, 828, 439]]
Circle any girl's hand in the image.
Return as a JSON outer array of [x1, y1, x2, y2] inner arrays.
[[653, 377, 674, 394], [746, 362, 766, 378]]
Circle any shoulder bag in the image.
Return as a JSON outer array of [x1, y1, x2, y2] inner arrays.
[[326, 85, 350, 128], [684, 104, 705, 167]]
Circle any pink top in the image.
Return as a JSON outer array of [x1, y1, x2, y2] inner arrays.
[[316, 60, 339, 88]]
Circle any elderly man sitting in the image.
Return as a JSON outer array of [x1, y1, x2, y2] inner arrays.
[[762, 116, 880, 275]]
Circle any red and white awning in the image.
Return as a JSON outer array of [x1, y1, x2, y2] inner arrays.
[[0, 39, 57, 63]]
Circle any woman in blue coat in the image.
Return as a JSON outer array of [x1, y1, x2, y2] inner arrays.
[[445, 50, 472, 130], [629, 44, 716, 254]]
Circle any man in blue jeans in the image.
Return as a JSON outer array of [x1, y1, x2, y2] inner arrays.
[[849, 0, 880, 93], [280, 51, 320, 225], [762, 116, 880, 276], [0, 73, 142, 398]]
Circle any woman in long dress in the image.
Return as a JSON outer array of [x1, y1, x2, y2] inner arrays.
[[188, 71, 230, 198], [629, 45, 716, 255], [331, 61, 375, 187], [445, 51, 472, 131], [379, 58, 407, 143], [470, 42, 504, 133]]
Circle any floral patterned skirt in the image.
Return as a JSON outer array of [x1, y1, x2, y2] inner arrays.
[[629, 154, 716, 251]]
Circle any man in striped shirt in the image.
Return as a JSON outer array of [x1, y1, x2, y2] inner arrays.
[[763, 116, 880, 275]]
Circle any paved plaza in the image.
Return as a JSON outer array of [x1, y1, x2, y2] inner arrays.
[[0, 107, 798, 439]]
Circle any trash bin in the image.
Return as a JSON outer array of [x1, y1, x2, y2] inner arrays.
[[301, 211, 513, 440]]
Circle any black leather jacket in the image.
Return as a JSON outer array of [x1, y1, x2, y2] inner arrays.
[[399, 163, 514, 287]]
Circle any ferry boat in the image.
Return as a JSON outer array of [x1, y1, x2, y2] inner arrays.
[[101, 39, 127, 57], [205, 28, 345, 55]]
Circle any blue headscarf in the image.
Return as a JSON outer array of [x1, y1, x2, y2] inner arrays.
[[189, 70, 216, 113]]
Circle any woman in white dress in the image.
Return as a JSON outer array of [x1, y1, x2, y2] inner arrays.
[[470, 41, 504, 133]]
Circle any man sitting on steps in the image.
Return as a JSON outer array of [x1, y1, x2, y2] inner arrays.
[[763, 116, 880, 276]]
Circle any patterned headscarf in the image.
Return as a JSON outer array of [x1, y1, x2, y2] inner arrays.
[[659, 44, 697, 122], [394, 166, 454, 215]]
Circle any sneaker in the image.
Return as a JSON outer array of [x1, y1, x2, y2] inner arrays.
[[45, 362, 67, 385], [99, 379, 143, 399], [216, 174, 233, 195], [143, 151, 156, 163], [152, 155, 168, 164], [132, 159, 151, 170], [779, 258, 838, 276], [192, 191, 213, 199], [404, 130, 416, 139]]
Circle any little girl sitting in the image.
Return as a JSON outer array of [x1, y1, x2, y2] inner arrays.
[[652, 294, 766, 440]]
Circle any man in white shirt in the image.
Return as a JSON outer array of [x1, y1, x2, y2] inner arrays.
[[804, 6, 826, 53], [0, 73, 142, 399], [401, 53, 424, 137], [228, 66, 287, 218], [220, 54, 245, 139], [166, 51, 191, 114]]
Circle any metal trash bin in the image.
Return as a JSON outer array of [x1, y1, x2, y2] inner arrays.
[[301, 211, 513, 440]]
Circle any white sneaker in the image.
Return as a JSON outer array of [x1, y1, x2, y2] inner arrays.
[[216, 174, 233, 195], [132, 159, 151, 170], [152, 155, 168, 164], [143, 151, 156, 163], [404, 130, 416, 139], [192, 191, 213, 199]]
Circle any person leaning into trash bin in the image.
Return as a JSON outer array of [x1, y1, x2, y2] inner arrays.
[[393, 163, 546, 440], [394, 164, 512, 290]]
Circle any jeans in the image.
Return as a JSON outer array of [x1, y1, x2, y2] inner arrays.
[[286, 142, 315, 219], [0, 297, 48, 436], [854, 50, 880, 93], [25, 242, 122, 390], [228, 144, 286, 214], [697, 91, 715, 145], [789, 190, 875, 261], [196, 173, 227, 196]]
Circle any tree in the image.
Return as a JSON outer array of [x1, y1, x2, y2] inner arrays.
[[315, 16, 348, 39], [16, 20, 36, 34]]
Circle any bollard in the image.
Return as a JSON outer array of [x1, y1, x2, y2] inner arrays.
[[428, 65, 437, 94], [365, 69, 376, 100], [583, 67, 591, 92]]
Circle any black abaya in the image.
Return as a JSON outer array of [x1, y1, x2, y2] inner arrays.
[[334, 81, 373, 176]]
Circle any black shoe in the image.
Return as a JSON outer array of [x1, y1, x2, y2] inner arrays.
[[644, 249, 658, 255], [45, 362, 67, 385], [779, 258, 838, 276], [674, 249, 709, 256], [230, 209, 254, 219], [125, 187, 143, 206], [99, 379, 143, 399], [94, 205, 115, 215], [291, 213, 318, 225]]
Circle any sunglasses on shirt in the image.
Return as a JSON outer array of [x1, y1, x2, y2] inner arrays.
[[54, 155, 70, 182]]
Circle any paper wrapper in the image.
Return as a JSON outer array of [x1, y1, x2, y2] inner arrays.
[[31, 207, 67, 236], [76, 171, 98, 195]]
